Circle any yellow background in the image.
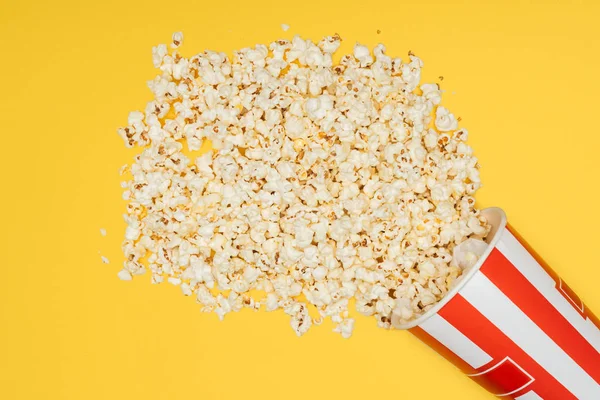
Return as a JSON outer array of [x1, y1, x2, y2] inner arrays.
[[2, 0, 599, 398]]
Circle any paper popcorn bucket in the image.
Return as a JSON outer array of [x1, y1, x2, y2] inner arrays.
[[398, 207, 600, 399]]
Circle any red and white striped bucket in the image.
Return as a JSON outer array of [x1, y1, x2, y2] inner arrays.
[[398, 207, 600, 399]]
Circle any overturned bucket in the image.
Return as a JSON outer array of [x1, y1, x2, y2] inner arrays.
[[397, 207, 600, 399]]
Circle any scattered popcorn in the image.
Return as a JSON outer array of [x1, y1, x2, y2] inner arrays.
[[435, 106, 458, 132], [100, 228, 107, 236], [334, 318, 355, 339], [171, 31, 183, 48], [115, 33, 490, 338], [101, 255, 110, 264], [117, 269, 132, 281], [281, 24, 290, 32], [168, 277, 182, 285]]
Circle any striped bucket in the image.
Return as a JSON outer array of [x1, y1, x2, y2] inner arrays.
[[398, 208, 600, 399]]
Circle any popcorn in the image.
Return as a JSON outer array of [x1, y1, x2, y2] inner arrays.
[[100, 228, 107, 236], [171, 31, 183, 49], [117, 269, 132, 281], [168, 277, 182, 286], [281, 24, 290, 32], [115, 33, 490, 338], [435, 106, 458, 132], [101, 256, 110, 264], [421, 83, 442, 105], [334, 318, 355, 339], [451, 238, 488, 271]]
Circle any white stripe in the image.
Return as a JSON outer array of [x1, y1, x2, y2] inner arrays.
[[585, 318, 600, 348], [497, 229, 600, 353], [461, 272, 600, 399], [420, 313, 493, 369], [515, 391, 543, 400]]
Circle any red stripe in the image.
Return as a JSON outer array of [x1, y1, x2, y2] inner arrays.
[[473, 357, 533, 396], [481, 248, 600, 384], [440, 294, 576, 399], [409, 326, 476, 374]]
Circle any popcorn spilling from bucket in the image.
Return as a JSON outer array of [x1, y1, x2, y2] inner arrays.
[[405, 208, 600, 399], [115, 32, 491, 337], [452, 238, 488, 271]]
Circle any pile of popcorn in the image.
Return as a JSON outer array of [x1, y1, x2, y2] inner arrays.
[[117, 32, 489, 337]]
